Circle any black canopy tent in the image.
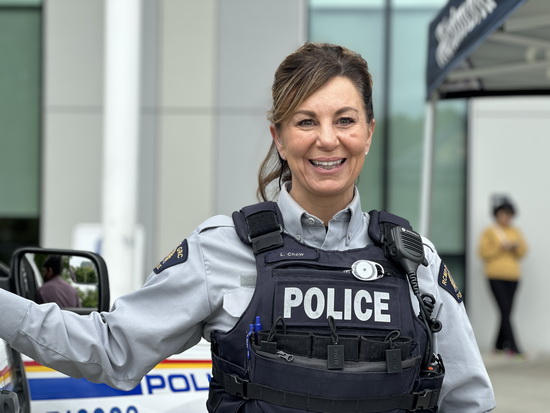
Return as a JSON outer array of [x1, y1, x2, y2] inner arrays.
[[420, 0, 550, 234]]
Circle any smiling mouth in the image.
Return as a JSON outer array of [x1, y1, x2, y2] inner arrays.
[[310, 159, 345, 170]]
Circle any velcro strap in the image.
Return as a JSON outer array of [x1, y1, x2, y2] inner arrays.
[[240, 202, 284, 254], [218, 371, 439, 412], [368, 210, 412, 247]]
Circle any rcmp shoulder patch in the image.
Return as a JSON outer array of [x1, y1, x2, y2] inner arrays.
[[153, 239, 189, 274], [438, 263, 463, 303]]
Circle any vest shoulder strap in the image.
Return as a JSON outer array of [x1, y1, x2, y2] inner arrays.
[[233, 202, 415, 256], [367, 209, 413, 248], [232, 202, 284, 254]]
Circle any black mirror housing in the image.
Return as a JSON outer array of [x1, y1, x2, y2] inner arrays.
[[10, 247, 110, 313]]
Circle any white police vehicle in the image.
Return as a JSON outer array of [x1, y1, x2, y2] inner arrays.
[[0, 261, 29, 413], [2, 249, 212, 413]]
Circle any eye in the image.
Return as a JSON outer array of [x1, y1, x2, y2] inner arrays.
[[296, 118, 316, 127], [337, 117, 356, 126]]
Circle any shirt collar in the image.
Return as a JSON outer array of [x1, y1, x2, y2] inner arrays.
[[276, 184, 368, 248]]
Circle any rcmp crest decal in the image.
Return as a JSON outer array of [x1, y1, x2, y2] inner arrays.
[[438, 264, 463, 303], [154, 239, 189, 274]]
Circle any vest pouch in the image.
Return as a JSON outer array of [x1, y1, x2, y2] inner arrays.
[[257, 330, 313, 357], [249, 341, 421, 400], [256, 330, 414, 363], [359, 335, 413, 362]]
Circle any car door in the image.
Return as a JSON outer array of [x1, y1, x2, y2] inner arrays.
[[0, 261, 30, 413]]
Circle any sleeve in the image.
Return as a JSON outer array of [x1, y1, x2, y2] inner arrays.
[[0, 227, 215, 391], [512, 227, 528, 259], [478, 228, 500, 261], [419, 241, 496, 412]]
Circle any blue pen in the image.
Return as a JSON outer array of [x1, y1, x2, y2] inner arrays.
[[246, 324, 254, 359], [254, 316, 262, 344], [255, 316, 262, 332]]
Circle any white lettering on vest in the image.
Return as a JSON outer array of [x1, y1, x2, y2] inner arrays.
[[344, 289, 352, 320], [283, 287, 391, 322], [283, 287, 303, 318], [279, 252, 305, 257], [304, 287, 324, 319], [354, 290, 372, 321], [374, 291, 390, 322], [326, 288, 343, 319]]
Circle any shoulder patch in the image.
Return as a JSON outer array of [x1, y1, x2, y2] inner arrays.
[[438, 263, 463, 303], [154, 239, 189, 274]]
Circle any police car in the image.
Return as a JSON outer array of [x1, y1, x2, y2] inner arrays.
[[0, 261, 29, 413], [2, 249, 212, 413]]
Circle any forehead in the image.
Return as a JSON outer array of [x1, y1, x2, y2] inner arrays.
[[296, 76, 364, 112]]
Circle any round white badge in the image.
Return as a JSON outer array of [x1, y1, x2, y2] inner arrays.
[[351, 260, 384, 281]]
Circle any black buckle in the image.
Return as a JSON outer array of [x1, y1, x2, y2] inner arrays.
[[249, 225, 283, 254], [410, 390, 435, 411], [227, 375, 249, 400]]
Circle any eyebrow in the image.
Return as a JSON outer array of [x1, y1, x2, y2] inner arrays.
[[293, 107, 360, 117]]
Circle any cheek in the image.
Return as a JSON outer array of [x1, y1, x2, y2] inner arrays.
[[348, 136, 370, 156], [284, 135, 312, 157]]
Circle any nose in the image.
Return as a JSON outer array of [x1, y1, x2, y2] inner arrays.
[[316, 123, 339, 151]]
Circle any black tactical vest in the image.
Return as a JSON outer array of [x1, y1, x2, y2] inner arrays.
[[208, 202, 444, 413]]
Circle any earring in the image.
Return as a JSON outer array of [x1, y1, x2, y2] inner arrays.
[[365, 151, 369, 156]]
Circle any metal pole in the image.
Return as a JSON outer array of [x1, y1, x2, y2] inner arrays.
[[102, 0, 142, 302], [419, 95, 437, 237], [381, 0, 392, 210]]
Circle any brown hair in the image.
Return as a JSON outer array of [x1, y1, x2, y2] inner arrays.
[[257, 43, 374, 201]]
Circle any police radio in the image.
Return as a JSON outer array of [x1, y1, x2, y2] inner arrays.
[[384, 225, 443, 373]]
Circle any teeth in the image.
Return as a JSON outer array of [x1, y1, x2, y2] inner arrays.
[[311, 159, 345, 169]]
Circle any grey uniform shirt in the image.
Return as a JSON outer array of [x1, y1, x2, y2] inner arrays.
[[0, 186, 495, 412]]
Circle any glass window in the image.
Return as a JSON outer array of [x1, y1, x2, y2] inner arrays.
[[309, 0, 468, 290], [310, 0, 385, 211], [0, 5, 42, 264]]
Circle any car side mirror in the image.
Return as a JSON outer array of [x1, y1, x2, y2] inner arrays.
[[10, 247, 110, 314]]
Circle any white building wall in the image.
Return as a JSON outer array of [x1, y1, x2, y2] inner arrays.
[[42, 0, 104, 249], [467, 97, 550, 355], [41, 0, 306, 288], [155, 0, 218, 258], [215, 1, 307, 216]]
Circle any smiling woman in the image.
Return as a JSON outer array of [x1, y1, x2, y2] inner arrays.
[[259, 43, 376, 211], [0, 42, 494, 413], [270, 76, 374, 224]]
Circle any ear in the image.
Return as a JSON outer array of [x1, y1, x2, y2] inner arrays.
[[270, 124, 286, 160], [364, 119, 375, 154]]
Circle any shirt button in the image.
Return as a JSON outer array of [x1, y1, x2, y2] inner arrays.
[[307, 217, 316, 225], [296, 235, 302, 241]]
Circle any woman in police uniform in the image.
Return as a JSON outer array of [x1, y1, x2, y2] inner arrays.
[[0, 43, 495, 412]]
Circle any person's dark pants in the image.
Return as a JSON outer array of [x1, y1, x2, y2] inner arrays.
[[489, 279, 521, 354]]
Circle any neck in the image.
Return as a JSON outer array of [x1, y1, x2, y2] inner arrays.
[[289, 188, 355, 225]]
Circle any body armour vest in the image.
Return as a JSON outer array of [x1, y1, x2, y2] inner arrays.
[[208, 202, 444, 413]]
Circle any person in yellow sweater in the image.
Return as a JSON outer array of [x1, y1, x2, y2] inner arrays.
[[479, 198, 528, 356]]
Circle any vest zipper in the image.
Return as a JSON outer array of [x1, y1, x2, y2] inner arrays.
[[254, 346, 421, 372], [276, 350, 294, 362]]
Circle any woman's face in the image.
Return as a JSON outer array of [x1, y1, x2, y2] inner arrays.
[[271, 76, 374, 209], [496, 209, 513, 227]]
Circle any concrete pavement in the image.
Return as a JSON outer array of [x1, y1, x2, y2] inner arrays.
[[482, 352, 550, 412]]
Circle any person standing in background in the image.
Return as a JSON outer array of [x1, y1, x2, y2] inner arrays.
[[479, 196, 528, 357], [37, 255, 81, 308]]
